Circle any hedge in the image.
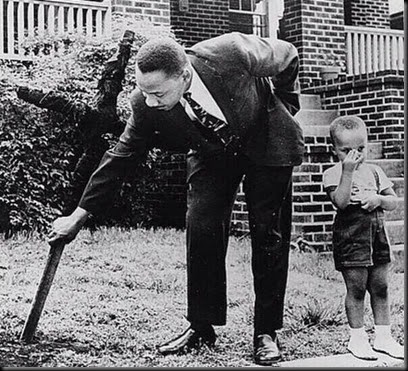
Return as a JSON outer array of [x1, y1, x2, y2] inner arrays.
[[0, 17, 174, 236]]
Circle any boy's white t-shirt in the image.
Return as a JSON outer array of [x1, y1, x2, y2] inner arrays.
[[323, 163, 393, 205]]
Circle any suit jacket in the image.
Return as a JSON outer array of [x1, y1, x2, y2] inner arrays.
[[79, 32, 304, 215]]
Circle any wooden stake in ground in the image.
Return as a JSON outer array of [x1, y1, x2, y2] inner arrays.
[[18, 30, 135, 343], [20, 241, 66, 343]]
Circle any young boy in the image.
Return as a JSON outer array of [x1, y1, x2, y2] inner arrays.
[[323, 116, 404, 360]]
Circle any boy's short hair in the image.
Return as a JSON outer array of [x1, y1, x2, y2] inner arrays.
[[136, 37, 188, 77], [329, 115, 367, 144]]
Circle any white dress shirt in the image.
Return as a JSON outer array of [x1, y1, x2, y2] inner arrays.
[[180, 67, 228, 124]]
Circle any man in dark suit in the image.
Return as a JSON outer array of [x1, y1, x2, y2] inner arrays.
[[49, 32, 304, 365]]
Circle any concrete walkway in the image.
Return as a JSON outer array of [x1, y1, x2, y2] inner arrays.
[[277, 352, 405, 368]]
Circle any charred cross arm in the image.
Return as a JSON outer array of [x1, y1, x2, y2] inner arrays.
[[15, 87, 124, 139], [94, 29, 135, 109], [16, 29, 136, 138]]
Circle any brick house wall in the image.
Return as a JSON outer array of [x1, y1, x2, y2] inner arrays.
[[230, 136, 338, 251], [170, 0, 230, 45], [229, 12, 255, 35], [344, 0, 390, 28], [111, 0, 232, 45], [111, 0, 171, 26], [230, 134, 338, 251], [291, 136, 336, 250], [146, 153, 187, 228]]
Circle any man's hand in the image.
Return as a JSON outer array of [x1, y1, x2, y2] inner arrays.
[[48, 207, 90, 247], [342, 149, 364, 173]]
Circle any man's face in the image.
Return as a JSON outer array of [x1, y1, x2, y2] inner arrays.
[[135, 66, 189, 111], [333, 128, 368, 164]]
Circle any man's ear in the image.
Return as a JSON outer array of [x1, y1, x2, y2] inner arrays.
[[182, 67, 191, 82]]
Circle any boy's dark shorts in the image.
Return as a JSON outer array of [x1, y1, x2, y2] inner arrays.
[[332, 206, 391, 271]]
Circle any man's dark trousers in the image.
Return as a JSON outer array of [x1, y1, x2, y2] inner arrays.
[[186, 152, 293, 336]]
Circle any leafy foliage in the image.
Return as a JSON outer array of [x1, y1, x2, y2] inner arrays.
[[317, 50, 346, 72], [0, 17, 174, 235], [0, 73, 76, 233]]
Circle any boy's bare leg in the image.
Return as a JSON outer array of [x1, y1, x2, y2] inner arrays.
[[342, 267, 368, 328], [367, 264, 390, 325], [368, 264, 404, 359], [341, 267, 378, 360]]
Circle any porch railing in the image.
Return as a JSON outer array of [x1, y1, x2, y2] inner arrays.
[[345, 25, 404, 75], [0, 0, 112, 60]]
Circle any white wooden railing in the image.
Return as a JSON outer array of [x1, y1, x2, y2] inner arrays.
[[345, 25, 404, 75], [0, 0, 112, 60]]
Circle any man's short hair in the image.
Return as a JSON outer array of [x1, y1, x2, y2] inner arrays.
[[136, 37, 188, 77], [329, 115, 367, 144]]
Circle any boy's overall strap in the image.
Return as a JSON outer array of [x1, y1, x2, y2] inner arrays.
[[371, 165, 380, 193]]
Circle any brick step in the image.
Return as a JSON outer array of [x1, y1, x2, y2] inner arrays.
[[389, 177, 404, 197], [299, 124, 386, 139], [366, 159, 404, 178], [302, 125, 330, 137], [385, 220, 404, 246], [385, 197, 405, 221], [299, 94, 322, 109], [295, 109, 339, 127]]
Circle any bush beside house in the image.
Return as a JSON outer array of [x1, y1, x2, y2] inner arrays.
[[0, 19, 174, 235]]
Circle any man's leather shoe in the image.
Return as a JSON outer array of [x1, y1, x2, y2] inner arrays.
[[254, 334, 282, 365], [157, 326, 216, 355]]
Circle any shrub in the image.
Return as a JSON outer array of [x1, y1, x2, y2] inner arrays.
[[0, 16, 174, 235], [0, 72, 76, 234], [285, 296, 346, 333]]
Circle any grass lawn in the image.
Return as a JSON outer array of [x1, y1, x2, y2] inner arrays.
[[0, 227, 404, 367]]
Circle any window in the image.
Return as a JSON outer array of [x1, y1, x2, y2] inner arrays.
[[229, 0, 283, 38]]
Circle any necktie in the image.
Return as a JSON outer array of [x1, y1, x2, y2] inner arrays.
[[183, 92, 240, 152]]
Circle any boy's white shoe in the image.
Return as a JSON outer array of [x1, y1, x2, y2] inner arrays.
[[373, 337, 404, 359], [347, 335, 378, 360]]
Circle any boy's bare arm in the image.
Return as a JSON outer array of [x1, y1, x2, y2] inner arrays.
[[359, 187, 398, 212], [329, 171, 354, 209], [329, 150, 363, 209]]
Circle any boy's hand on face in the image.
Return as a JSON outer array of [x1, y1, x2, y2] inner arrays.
[[342, 149, 363, 173], [359, 193, 381, 212]]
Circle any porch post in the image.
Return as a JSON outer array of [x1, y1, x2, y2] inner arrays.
[[281, 0, 346, 89]]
